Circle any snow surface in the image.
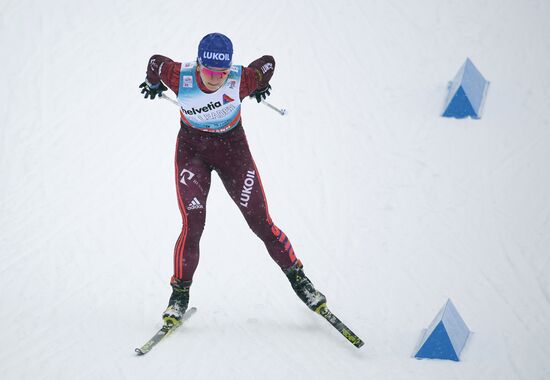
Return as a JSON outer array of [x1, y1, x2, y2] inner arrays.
[[2, 0, 550, 379]]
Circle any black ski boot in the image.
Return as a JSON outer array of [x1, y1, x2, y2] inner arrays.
[[284, 260, 326, 312], [162, 279, 192, 325]]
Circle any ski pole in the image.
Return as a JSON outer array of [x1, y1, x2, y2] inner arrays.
[[261, 99, 287, 116], [159, 93, 287, 116], [160, 93, 179, 106]]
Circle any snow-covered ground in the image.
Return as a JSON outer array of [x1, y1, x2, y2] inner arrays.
[[2, 0, 550, 379]]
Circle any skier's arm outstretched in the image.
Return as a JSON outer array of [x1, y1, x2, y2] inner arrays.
[[241, 55, 275, 101], [139, 54, 276, 101]]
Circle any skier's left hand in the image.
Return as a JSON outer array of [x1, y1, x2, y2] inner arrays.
[[250, 84, 271, 103]]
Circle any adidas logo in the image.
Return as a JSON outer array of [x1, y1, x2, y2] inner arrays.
[[187, 197, 204, 210]]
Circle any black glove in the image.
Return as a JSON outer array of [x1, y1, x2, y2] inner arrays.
[[139, 80, 168, 100], [250, 84, 271, 103]]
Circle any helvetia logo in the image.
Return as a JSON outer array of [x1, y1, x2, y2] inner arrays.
[[181, 101, 223, 115], [182, 95, 234, 115]]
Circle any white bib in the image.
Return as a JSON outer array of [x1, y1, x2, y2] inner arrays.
[[177, 62, 242, 133]]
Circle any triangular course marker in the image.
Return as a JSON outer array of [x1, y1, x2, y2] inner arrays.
[[442, 58, 489, 119], [414, 299, 471, 361]]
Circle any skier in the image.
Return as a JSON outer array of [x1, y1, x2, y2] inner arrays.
[[139, 33, 326, 324]]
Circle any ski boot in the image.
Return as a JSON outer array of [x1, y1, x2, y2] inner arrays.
[[284, 260, 326, 312], [162, 278, 192, 325]]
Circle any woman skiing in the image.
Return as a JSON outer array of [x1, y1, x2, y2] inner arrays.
[[139, 33, 326, 324]]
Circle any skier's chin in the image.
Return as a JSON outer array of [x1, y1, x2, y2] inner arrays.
[[207, 83, 221, 90]]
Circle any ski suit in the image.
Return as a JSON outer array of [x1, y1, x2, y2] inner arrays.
[[145, 55, 298, 283]]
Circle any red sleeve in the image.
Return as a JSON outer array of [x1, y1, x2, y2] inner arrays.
[[239, 55, 275, 100], [145, 55, 182, 95]]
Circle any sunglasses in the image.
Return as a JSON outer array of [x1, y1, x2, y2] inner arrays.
[[200, 65, 230, 79]]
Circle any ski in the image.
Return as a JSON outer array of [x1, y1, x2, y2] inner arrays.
[[316, 304, 364, 348], [135, 307, 197, 355]]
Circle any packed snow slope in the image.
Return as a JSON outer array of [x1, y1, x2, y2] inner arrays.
[[2, 0, 550, 379]]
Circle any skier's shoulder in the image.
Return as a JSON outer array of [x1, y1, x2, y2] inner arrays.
[[179, 61, 196, 72], [247, 55, 275, 71], [146, 55, 183, 95]]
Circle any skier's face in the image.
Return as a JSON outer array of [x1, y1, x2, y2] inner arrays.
[[198, 64, 230, 91]]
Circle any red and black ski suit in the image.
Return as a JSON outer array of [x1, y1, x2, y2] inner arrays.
[[145, 55, 298, 283]]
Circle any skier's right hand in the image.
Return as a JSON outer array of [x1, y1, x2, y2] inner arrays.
[[139, 80, 168, 100]]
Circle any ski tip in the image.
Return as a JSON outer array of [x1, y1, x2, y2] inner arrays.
[[135, 348, 145, 355]]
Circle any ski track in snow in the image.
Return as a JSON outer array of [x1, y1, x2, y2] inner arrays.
[[2, 0, 550, 379]]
